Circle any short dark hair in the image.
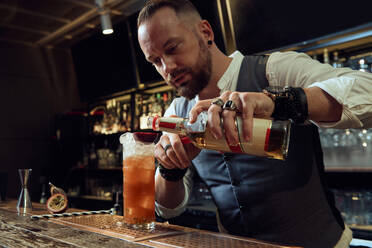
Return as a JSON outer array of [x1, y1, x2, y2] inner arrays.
[[137, 0, 201, 28]]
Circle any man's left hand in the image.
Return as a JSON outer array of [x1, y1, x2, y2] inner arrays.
[[189, 91, 274, 145]]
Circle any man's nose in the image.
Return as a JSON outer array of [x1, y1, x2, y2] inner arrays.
[[161, 57, 177, 75]]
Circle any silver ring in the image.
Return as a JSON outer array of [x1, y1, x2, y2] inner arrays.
[[222, 100, 238, 111], [211, 97, 224, 108], [163, 144, 172, 153]]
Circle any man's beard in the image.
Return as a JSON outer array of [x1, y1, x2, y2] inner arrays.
[[169, 36, 212, 100]]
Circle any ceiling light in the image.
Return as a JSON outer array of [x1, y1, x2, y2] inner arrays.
[[100, 13, 113, 35], [95, 0, 114, 35]]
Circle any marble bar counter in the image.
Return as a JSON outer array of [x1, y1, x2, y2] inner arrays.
[[0, 200, 300, 248]]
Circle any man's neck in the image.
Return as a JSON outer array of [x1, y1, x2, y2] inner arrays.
[[198, 49, 232, 100], [198, 83, 220, 100]]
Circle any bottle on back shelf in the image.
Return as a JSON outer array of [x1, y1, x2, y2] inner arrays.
[[332, 51, 343, 68], [162, 92, 169, 112], [147, 112, 291, 160], [139, 104, 149, 130], [154, 93, 163, 117], [122, 103, 131, 131], [89, 142, 98, 168], [323, 48, 330, 64], [359, 59, 369, 72], [134, 96, 143, 130]]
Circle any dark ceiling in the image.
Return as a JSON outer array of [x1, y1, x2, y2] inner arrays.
[[0, 0, 146, 48]]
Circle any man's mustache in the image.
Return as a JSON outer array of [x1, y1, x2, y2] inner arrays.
[[167, 68, 190, 83]]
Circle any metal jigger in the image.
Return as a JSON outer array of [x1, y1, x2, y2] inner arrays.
[[17, 169, 33, 215]]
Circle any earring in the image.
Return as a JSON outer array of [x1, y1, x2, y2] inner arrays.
[[207, 40, 212, 46]]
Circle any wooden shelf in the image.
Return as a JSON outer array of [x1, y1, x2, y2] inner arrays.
[[326, 167, 372, 173], [265, 22, 372, 55]]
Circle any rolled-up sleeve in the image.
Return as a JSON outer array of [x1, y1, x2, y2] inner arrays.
[[154, 98, 195, 219], [266, 51, 372, 128], [155, 167, 194, 219]]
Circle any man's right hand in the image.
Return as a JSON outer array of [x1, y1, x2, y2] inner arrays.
[[155, 133, 201, 169]]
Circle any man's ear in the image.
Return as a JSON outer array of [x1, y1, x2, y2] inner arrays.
[[198, 20, 214, 43]]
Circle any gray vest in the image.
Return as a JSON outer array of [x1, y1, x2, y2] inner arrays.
[[174, 55, 344, 247]]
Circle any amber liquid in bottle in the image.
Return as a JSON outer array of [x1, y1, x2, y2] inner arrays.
[[149, 112, 291, 160]]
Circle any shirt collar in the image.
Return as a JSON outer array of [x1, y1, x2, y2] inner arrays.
[[195, 50, 244, 102], [216, 50, 244, 92]]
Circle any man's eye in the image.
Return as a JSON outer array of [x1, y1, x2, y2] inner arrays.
[[166, 44, 178, 53], [152, 58, 161, 66]]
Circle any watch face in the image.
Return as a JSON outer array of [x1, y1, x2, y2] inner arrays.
[[265, 86, 288, 93]]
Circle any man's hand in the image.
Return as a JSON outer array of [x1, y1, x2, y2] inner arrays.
[[189, 91, 274, 146], [155, 133, 201, 169], [155, 132, 200, 209]]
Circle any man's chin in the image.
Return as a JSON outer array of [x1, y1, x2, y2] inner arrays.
[[178, 86, 198, 100]]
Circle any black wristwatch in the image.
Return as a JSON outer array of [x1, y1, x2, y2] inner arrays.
[[263, 86, 308, 124], [158, 164, 188, 182]]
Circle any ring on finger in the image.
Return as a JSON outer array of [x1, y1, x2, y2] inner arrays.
[[163, 144, 172, 153], [211, 97, 224, 108], [222, 100, 238, 112]]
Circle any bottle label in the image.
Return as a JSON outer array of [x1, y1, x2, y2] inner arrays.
[[187, 117, 271, 155], [236, 117, 272, 156], [157, 117, 185, 134]]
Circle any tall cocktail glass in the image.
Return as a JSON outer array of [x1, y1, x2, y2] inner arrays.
[[119, 132, 155, 230]]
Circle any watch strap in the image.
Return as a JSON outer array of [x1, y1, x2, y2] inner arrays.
[[292, 87, 308, 123], [265, 86, 308, 123]]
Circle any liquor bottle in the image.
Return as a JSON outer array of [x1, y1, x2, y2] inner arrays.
[[89, 142, 98, 168], [147, 112, 291, 160], [359, 59, 368, 72], [134, 95, 143, 130], [122, 103, 131, 131], [323, 48, 330, 64], [332, 51, 343, 68], [154, 93, 163, 117], [162, 92, 169, 113], [139, 104, 149, 129]]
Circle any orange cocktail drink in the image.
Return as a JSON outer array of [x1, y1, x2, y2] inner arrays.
[[123, 155, 155, 229], [120, 132, 155, 230]]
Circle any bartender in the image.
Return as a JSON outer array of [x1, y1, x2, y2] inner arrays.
[[137, 0, 372, 247]]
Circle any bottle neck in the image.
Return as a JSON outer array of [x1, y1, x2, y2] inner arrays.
[[149, 113, 208, 135], [150, 116, 187, 135]]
